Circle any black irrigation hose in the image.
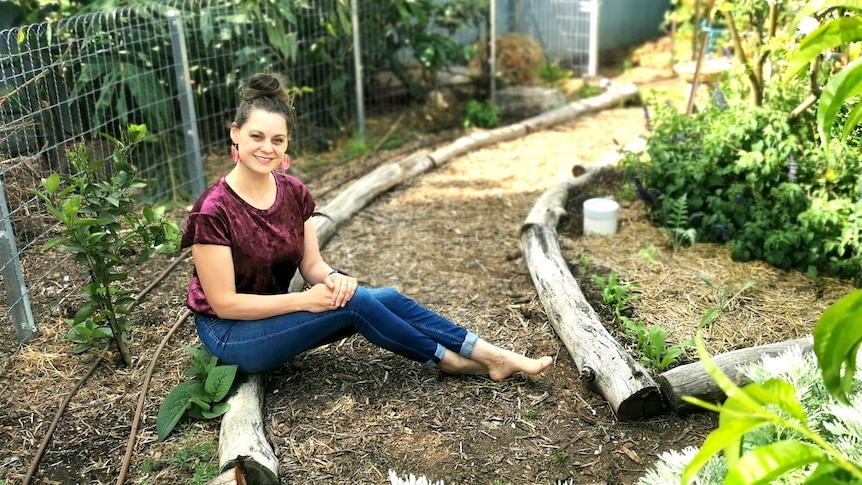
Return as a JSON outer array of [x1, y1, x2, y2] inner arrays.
[[22, 249, 192, 485], [22, 347, 108, 485], [116, 307, 191, 485]]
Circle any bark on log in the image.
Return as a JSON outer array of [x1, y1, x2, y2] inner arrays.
[[657, 337, 813, 415], [214, 374, 278, 485], [520, 158, 662, 420]]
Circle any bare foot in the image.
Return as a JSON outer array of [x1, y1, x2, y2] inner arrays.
[[438, 350, 488, 376], [472, 339, 554, 381]]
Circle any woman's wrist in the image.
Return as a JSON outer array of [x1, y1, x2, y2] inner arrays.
[[328, 268, 349, 277]]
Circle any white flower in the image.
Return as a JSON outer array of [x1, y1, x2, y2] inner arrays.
[[797, 16, 819, 36]]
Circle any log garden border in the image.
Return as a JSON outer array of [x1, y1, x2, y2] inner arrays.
[[206, 83, 814, 483]]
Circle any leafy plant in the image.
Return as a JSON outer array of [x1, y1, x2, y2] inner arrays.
[[679, 289, 862, 484], [784, 3, 862, 145], [578, 83, 604, 99], [620, 313, 692, 371], [622, 92, 862, 282], [30, 125, 180, 366], [591, 271, 640, 311], [638, 244, 661, 264], [659, 194, 696, 252], [156, 345, 238, 442], [464, 99, 501, 129], [641, 325, 693, 372], [536, 59, 572, 88]]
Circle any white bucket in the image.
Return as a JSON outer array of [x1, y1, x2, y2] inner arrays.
[[583, 198, 619, 236]]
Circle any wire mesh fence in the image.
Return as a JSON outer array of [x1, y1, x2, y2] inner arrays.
[[0, 0, 599, 345]]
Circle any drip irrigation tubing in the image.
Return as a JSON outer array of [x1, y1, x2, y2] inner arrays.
[[21, 249, 191, 485]]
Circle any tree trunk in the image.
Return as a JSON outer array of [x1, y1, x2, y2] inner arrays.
[[657, 337, 813, 414]]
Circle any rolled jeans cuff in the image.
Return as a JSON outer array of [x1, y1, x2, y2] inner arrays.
[[459, 331, 478, 359], [424, 343, 448, 368]]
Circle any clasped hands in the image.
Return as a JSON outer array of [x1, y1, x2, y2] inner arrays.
[[325, 273, 356, 308]]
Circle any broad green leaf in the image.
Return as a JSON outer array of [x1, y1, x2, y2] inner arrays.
[[205, 364, 238, 402], [72, 302, 99, 324], [814, 290, 862, 404], [200, 401, 231, 419], [725, 440, 827, 485], [156, 380, 205, 441], [760, 378, 807, 422], [818, 57, 862, 145], [840, 101, 862, 141], [43, 173, 61, 194], [682, 416, 769, 484], [785, 17, 862, 82], [41, 237, 68, 252]]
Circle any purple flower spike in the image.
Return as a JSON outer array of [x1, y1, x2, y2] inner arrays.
[[787, 155, 798, 182], [715, 223, 729, 242]]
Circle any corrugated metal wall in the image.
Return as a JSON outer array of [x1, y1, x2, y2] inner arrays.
[[597, 0, 671, 52]]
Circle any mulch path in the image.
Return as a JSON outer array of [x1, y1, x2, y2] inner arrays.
[[1, 38, 855, 485]]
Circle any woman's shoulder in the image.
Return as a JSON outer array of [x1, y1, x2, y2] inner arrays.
[[190, 178, 234, 215], [274, 171, 308, 190]]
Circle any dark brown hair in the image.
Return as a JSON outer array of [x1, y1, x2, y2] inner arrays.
[[234, 73, 296, 131]]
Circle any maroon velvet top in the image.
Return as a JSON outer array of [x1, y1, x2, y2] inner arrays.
[[181, 172, 316, 317]]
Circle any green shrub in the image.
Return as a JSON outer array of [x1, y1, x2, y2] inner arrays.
[[464, 99, 501, 129], [622, 93, 862, 282]]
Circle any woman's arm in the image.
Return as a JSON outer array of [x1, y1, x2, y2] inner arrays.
[[298, 219, 356, 307], [191, 242, 337, 320]]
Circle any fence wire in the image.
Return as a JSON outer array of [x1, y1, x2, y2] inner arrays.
[[0, 0, 598, 345]]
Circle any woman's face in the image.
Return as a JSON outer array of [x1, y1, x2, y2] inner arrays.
[[230, 109, 289, 174]]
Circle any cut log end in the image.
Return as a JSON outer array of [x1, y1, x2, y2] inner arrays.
[[616, 386, 665, 421]]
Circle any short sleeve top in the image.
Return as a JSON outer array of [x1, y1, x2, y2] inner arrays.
[[180, 172, 316, 317]]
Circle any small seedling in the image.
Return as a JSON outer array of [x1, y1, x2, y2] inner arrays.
[[699, 276, 757, 312], [660, 194, 696, 251], [592, 271, 640, 310], [522, 410, 542, 420], [638, 244, 660, 264]]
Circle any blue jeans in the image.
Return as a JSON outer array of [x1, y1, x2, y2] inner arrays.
[[194, 287, 478, 374]]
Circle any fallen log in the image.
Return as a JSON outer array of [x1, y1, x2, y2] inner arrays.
[[208, 374, 278, 485], [657, 337, 813, 414], [520, 166, 662, 420]]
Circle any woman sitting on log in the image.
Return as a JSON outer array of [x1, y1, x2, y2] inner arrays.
[[181, 72, 554, 381]]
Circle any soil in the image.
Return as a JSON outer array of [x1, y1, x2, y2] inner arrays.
[[0, 37, 856, 485]]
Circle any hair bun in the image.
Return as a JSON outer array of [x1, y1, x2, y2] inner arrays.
[[243, 73, 285, 102]]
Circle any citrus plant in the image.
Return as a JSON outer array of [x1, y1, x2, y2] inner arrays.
[[30, 124, 180, 366]]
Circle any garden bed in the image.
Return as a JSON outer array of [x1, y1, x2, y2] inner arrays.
[[0, 37, 856, 485]]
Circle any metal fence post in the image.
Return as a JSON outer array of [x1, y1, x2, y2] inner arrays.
[[167, 9, 207, 200], [0, 184, 35, 342], [351, 0, 366, 142]]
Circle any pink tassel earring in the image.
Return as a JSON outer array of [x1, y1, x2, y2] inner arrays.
[[280, 155, 290, 171], [230, 144, 240, 163]]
